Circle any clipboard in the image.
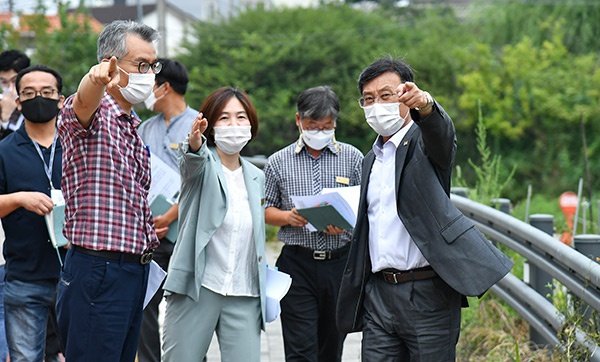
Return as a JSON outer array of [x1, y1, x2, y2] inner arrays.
[[296, 204, 353, 231], [44, 204, 69, 248], [150, 194, 178, 242]]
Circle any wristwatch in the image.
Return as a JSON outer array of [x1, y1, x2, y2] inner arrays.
[[415, 91, 433, 112]]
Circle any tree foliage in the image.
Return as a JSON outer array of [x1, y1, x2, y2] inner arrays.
[[177, 3, 470, 157], [0, 3, 98, 97], [3, 0, 598, 203]]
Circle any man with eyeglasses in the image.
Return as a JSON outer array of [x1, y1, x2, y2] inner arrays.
[[0, 50, 30, 140], [264, 86, 363, 361], [336, 56, 513, 361], [0, 64, 67, 362], [56, 20, 161, 362]]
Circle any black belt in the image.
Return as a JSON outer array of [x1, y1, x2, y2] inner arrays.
[[73, 245, 153, 265], [375, 266, 437, 284], [286, 243, 350, 261]]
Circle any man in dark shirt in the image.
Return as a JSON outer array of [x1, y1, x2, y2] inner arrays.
[[0, 65, 66, 362]]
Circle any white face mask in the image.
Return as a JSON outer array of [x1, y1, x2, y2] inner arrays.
[[300, 125, 334, 151], [143, 84, 166, 111], [214, 125, 252, 155], [363, 102, 408, 136], [118, 67, 155, 104]]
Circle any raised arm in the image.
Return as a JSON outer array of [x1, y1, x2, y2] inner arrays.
[[73, 56, 121, 128]]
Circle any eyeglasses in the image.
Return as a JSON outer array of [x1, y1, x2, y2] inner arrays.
[[19, 87, 58, 101], [358, 92, 397, 107], [300, 119, 335, 132], [118, 58, 162, 74]]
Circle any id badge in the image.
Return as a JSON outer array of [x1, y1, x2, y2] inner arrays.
[[51, 189, 65, 206]]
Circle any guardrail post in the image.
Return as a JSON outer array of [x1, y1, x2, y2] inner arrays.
[[528, 213, 555, 346], [574, 234, 600, 263], [573, 234, 600, 323], [491, 198, 511, 214]]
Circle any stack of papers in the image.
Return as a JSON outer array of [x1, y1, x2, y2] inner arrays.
[[291, 185, 360, 232], [265, 267, 292, 323]]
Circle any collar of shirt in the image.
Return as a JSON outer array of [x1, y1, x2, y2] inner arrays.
[[372, 120, 414, 157]]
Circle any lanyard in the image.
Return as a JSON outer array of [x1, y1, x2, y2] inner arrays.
[[32, 130, 58, 190]]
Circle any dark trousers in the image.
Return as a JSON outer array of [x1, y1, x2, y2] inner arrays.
[[137, 240, 174, 362], [56, 247, 149, 362], [361, 274, 462, 362], [45, 308, 62, 361], [276, 245, 348, 362]]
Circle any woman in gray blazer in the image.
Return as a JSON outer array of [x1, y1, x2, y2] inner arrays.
[[162, 87, 267, 362]]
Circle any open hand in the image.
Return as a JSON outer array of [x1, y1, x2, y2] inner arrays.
[[189, 113, 208, 152]]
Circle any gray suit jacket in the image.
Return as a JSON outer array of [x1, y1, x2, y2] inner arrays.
[[164, 141, 267, 330], [336, 102, 513, 333]]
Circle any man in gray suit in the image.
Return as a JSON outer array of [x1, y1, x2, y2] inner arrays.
[[336, 56, 513, 361]]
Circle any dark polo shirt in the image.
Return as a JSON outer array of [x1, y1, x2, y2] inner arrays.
[[0, 124, 66, 282]]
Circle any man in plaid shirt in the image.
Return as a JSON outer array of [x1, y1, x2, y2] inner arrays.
[[56, 20, 160, 362], [264, 86, 363, 361]]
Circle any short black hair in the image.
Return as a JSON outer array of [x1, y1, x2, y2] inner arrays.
[[155, 58, 189, 95], [15, 65, 63, 94], [0, 50, 31, 73], [358, 55, 414, 94]]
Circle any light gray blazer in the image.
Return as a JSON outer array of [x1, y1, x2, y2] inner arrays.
[[336, 102, 513, 333], [163, 139, 267, 330]]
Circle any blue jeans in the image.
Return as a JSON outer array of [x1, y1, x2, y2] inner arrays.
[[4, 278, 58, 362], [0, 265, 8, 362]]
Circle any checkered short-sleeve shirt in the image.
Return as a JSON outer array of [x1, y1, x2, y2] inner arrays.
[[58, 93, 159, 254], [264, 140, 363, 250]]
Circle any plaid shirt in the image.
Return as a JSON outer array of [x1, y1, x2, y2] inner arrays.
[[58, 93, 159, 254], [264, 139, 363, 250]]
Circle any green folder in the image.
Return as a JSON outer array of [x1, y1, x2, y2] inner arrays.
[[150, 195, 178, 242], [296, 204, 353, 231]]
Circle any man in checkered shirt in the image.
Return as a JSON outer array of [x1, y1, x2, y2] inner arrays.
[[264, 86, 363, 362], [56, 20, 161, 362]]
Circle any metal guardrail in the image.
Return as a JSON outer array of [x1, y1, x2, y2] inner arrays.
[[451, 194, 600, 360]]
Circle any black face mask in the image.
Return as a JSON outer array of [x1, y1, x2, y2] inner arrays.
[[20, 96, 60, 124]]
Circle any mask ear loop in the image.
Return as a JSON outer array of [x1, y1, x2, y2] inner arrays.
[[295, 121, 306, 153]]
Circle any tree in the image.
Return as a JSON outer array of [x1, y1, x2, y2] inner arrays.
[[178, 3, 472, 157], [28, 3, 99, 97], [457, 24, 600, 198]]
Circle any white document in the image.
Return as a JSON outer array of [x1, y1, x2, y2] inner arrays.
[[265, 267, 292, 323], [321, 185, 360, 219], [291, 186, 359, 232], [148, 151, 180, 205], [144, 260, 167, 309]]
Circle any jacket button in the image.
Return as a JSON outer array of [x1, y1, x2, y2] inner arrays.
[[258, 256, 263, 262]]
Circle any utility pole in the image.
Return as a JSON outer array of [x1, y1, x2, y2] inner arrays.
[[137, 0, 143, 22], [157, 0, 167, 56]]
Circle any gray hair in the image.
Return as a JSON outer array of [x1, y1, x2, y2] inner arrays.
[[296, 86, 340, 121], [97, 20, 159, 62]]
